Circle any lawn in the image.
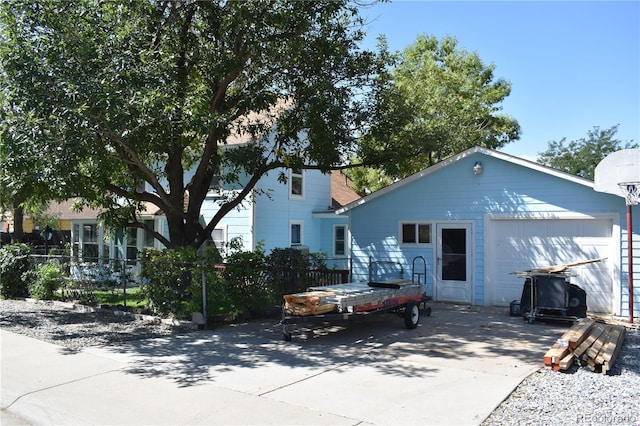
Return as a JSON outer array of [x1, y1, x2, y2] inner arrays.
[[91, 286, 148, 309]]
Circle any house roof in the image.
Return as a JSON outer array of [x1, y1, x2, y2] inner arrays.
[[41, 199, 163, 220], [331, 170, 361, 209], [336, 146, 595, 214], [224, 99, 291, 145], [40, 199, 104, 220]]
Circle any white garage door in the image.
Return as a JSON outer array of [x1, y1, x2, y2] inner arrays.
[[489, 218, 614, 313]]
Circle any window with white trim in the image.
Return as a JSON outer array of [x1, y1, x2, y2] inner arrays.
[[290, 221, 303, 246], [400, 222, 432, 245], [289, 168, 304, 199], [142, 220, 155, 249], [212, 227, 226, 256], [72, 222, 107, 261], [334, 225, 347, 257]]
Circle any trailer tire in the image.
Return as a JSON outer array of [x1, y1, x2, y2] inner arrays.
[[404, 301, 420, 329]]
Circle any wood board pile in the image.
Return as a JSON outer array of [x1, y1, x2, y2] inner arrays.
[[283, 291, 336, 316], [543, 318, 627, 374]]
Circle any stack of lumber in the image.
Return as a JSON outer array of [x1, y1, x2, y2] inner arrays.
[[543, 318, 627, 374], [283, 291, 336, 316]]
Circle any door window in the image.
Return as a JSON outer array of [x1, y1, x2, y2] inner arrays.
[[441, 228, 466, 281]]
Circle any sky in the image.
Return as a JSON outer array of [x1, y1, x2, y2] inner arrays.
[[358, 0, 640, 162]]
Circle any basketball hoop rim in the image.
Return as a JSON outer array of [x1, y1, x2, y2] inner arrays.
[[618, 181, 640, 206]]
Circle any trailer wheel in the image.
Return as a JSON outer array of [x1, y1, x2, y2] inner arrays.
[[404, 301, 420, 329]]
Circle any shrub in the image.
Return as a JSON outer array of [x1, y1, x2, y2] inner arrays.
[[0, 244, 32, 299], [140, 247, 199, 318], [221, 241, 274, 316], [28, 262, 63, 300], [267, 247, 310, 296]]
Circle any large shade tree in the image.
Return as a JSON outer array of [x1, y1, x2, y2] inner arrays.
[[1, 0, 386, 249], [353, 35, 521, 193]]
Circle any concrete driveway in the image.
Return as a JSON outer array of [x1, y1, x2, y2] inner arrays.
[[1, 303, 569, 425]]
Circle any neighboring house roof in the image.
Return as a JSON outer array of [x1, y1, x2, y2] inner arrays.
[[224, 99, 291, 145], [41, 199, 163, 220], [331, 170, 361, 209], [336, 146, 595, 214], [40, 199, 104, 220]]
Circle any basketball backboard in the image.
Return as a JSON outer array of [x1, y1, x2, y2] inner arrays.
[[593, 148, 640, 198]]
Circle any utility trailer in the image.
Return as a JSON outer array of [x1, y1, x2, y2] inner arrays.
[[280, 257, 431, 341]]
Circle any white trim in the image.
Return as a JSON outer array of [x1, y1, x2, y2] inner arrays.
[[333, 224, 348, 258], [485, 212, 614, 220], [312, 211, 340, 219], [71, 220, 106, 260], [289, 220, 304, 246], [434, 221, 475, 304], [483, 213, 620, 314], [289, 169, 304, 200], [212, 225, 227, 256], [398, 221, 434, 247], [336, 146, 595, 214]]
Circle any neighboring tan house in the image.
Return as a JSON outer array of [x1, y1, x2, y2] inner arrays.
[[22, 199, 161, 261]]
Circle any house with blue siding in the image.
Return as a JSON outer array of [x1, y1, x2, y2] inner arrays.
[[337, 147, 639, 317], [201, 169, 356, 268]]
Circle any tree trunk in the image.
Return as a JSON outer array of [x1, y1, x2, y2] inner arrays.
[[164, 210, 204, 248], [12, 203, 24, 243]]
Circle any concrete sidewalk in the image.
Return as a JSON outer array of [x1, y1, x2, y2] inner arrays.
[[1, 304, 568, 425]]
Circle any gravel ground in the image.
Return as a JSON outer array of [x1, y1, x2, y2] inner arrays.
[[2, 299, 639, 425], [483, 325, 640, 426], [0, 299, 196, 351]]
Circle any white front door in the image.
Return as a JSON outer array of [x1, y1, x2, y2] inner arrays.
[[436, 223, 473, 303]]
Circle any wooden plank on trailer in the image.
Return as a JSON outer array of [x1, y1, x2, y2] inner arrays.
[[511, 258, 606, 275]]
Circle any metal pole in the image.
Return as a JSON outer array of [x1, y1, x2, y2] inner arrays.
[[627, 204, 634, 324], [201, 257, 208, 329], [122, 258, 127, 309]]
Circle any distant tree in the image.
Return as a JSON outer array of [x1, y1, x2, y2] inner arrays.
[[351, 35, 520, 192], [537, 125, 638, 180], [347, 164, 392, 195]]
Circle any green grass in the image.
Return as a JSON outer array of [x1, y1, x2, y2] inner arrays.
[[93, 286, 148, 308]]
